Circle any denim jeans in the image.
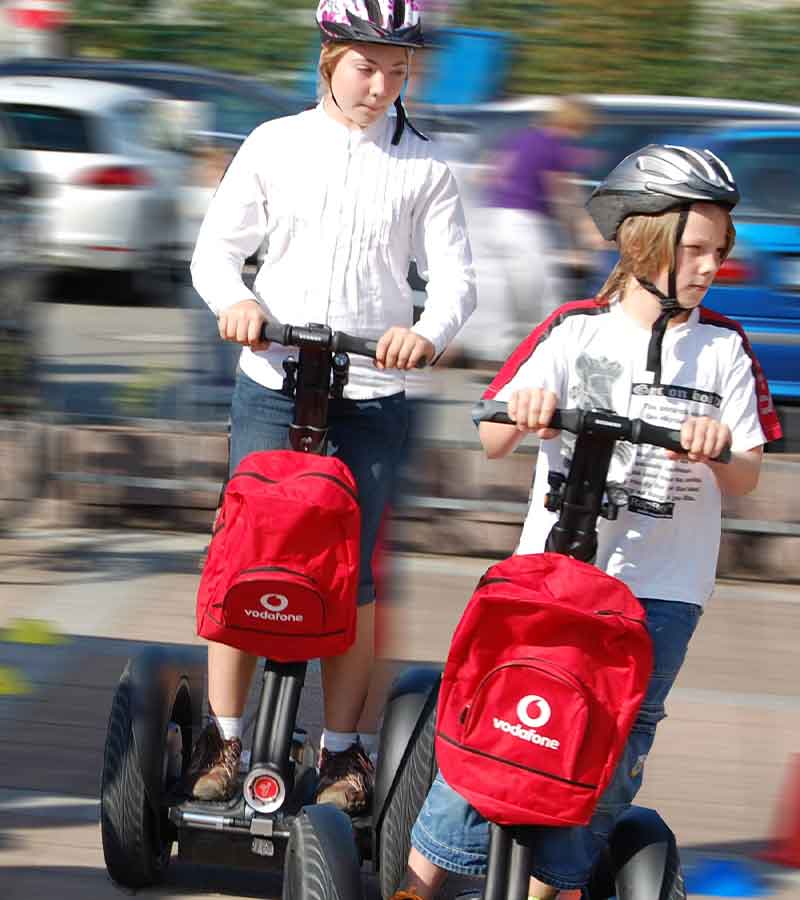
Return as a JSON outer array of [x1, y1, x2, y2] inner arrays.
[[411, 598, 702, 891], [228, 368, 409, 606]]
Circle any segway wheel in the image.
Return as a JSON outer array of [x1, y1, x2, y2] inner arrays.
[[100, 673, 172, 888], [379, 687, 438, 900], [283, 804, 364, 900], [586, 806, 686, 900]]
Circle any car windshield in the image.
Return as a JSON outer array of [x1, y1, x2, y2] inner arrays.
[[720, 136, 800, 217], [1, 104, 93, 152]]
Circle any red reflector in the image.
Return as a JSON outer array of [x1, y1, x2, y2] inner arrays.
[[74, 166, 154, 188], [252, 775, 280, 802], [715, 258, 753, 285]]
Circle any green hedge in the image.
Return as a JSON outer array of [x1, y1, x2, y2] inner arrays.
[[64, 0, 800, 104]]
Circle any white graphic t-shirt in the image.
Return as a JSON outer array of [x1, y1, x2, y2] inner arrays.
[[486, 299, 781, 607]]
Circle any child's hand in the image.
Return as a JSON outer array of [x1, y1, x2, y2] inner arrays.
[[667, 416, 731, 463], [217, 299, 270, 351], [375, 327, 435, 370], [507, 388, 561, 438]]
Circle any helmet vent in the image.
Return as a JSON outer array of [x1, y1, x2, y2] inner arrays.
[[364, 0, 383, 26]]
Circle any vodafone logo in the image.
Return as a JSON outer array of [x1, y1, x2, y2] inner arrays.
[[492, 693, 560, 751], [244, 592, 303, 623], [516, 695, 551, 729], [260, 593, 289, 612]]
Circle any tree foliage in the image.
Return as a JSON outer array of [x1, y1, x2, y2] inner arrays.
[[63, 0, 800, 104]]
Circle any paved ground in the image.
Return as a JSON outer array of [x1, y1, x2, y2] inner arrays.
[[1, 528, 800, 899]]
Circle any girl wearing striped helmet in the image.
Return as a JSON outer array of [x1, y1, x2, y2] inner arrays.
[[188, 0, 476, 815], [317, 0, 427, 143]]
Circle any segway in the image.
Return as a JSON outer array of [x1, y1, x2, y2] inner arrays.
[[315, 400, 729, 900], [438, 399, 729, 900], [100, 322, 437, 899]]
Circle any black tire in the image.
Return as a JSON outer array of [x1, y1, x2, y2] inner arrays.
[[100, 673, 172, 888], [378, 686, 439, 900], [283, 805, 363, 900], [586, 807, 686, 900]]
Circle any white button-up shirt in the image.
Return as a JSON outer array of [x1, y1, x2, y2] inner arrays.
[[191, 103, 477, 399]]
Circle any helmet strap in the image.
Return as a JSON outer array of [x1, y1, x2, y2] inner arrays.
[[392, 96, 429, 145], [638, 206, 690, 385]]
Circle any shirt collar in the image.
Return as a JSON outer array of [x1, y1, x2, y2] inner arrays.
[[315, 99, 389, 144]]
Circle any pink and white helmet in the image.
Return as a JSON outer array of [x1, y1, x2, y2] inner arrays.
[[316, 0, 424, 48]]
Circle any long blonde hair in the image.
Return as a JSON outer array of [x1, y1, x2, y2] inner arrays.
[[596, 208, 736, 305]]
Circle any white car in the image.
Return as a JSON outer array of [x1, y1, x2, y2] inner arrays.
[[0, 76, 190, 298]]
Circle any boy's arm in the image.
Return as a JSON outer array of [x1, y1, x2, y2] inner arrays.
[[668, 414, 764, 497], [479, 421, 524, 459], [479, 388, 561, 459], [710, 446, 763, 497]]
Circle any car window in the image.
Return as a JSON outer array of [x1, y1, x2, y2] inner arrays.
[[114, 99, 160, 150], [722, 137, 800, 217], [0, 103, 95, 152], [174, 83, 284, 137], [576, 120, 720, 185], [96, 73, 286, 139]]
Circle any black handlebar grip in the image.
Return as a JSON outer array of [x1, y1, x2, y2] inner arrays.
[[471, 400, 573, 431], [630, 418, 731, 463], [472, 399, 513, 425], [713, 446, 732, 464], [333, 332, 430, 368], [261, 322, 292, 346], [332, 332, 379, 359]]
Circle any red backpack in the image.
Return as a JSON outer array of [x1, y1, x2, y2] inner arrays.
[[196, 449, 360, 662], [435, 553, 653, 828]]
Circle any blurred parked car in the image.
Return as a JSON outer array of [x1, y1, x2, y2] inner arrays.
[[434, 93, 800, 191], [0, 76, 192, 299], [0, 58, 305, 146], [0, 110, 40, 413], [434, 94, 800, 366]]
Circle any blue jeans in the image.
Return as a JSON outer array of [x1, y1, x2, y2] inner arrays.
[[228, 369, 409, 606], [411, 598, 702, 892]]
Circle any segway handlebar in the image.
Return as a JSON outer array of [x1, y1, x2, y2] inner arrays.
[[473, 399, 731, 464], [260, 322, 428, 367]]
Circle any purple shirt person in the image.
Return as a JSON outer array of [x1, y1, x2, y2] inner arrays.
[[485, 127, 577, 216]]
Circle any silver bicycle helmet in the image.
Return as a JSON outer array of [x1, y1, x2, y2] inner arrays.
[[587, 145, 740, 384], [587, 144, 740, 242]]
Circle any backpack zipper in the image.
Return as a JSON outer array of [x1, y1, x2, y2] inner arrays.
[[229, 471, 278, 485], [295, 471, 358, 502], [436, 730, 598, 790], [241, 565, 320, 586], [595, 609, 647, 625]]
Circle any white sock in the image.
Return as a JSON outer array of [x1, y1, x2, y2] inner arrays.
[[212, 715, 242, 742], [359, 731, 379, 764], [321, 729, 358, 753]]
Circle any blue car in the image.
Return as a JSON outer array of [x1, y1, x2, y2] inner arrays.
[[593, 122, 800, 407]]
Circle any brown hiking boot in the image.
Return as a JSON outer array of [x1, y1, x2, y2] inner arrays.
[[185, 721, 242, 802], [315, 740, 374, 815]]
